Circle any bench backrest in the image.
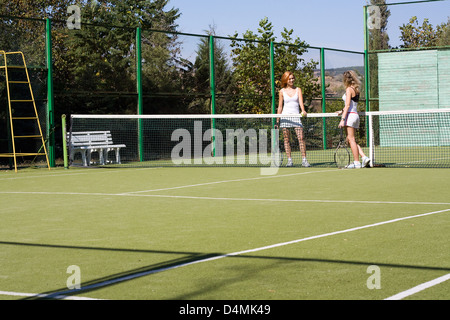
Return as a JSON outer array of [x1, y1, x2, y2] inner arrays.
[[69, 131, 114, 147]]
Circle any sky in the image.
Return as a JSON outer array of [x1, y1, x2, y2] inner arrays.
[[167, 0, 449, 52]]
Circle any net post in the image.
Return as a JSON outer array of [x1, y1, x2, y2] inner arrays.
[[61, 114, 68, 169], [368, 112, 374, 167]]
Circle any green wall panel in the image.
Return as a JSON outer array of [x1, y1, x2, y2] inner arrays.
[[378, 50, 449, 147]]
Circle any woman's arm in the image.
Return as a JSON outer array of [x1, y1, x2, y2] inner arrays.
[[298, 87, 306, 116], [277, 90, 284, 114]]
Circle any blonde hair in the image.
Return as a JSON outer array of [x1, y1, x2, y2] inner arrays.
[[343, 70, 361, 94]]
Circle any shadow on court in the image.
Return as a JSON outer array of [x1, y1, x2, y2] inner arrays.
[[1, 240, 448, 300]]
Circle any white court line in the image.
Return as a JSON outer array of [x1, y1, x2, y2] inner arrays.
[[1, 191, 450, 206], [127, 194, 450, 206], [120, 169, 340, 194], [385, 273, 450, 300], [0, 290, 102, 300], [0, 167, 161, 181], [2, 208, 448, 300], [0, 172, 88, 180]]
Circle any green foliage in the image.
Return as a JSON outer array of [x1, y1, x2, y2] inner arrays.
[[367, 0, 390, 51], [2, 4, 323, 118], [188, 27, 235, 114], [400, 16, 450, 48], [0, 0, 72, 19], [52, 0, 181, 114], [436, 18, 450, 47], [230, 18, 320, 114]]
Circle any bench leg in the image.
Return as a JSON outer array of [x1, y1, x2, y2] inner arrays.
[[82, 150, 88, 167], [104, 148, 121, 165], [99, 149, 105, 165], [102, 149, 107, 165], [87, 150, 93, 166], [69, 150, 75, 163], [115, 148, 121, 164], [70, 149, 88, 166]]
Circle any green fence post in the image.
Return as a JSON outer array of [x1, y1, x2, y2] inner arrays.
[[209, 35, 216, 156], [270, 41, 276, 117], [209, 35, 216, 115], [270, 41, 279, 160], [364, 5, 371, 146], [46, 18, 56, 167], [136, 27, 144, 162], [320, 47, 327, 150]]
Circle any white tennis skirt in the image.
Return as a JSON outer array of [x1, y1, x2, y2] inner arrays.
[[344, 112, 360, 129], [280, 116, 303, 128]]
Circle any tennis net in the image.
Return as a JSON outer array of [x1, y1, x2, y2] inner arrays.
[[68, 108, 450, 168]]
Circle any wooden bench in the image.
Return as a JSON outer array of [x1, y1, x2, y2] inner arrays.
[[68, 131, 126, 166]]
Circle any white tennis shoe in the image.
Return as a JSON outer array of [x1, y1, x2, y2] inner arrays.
[[362, 156, 371, 168], [286, 158, 293, 167], [302, 159, 311, 167], [346, 162, 361, 169]]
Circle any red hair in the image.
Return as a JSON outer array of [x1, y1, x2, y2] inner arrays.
[[281, 71, 294, 88]]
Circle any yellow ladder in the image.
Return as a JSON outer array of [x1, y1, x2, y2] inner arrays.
[[0, 51, 50, 172]]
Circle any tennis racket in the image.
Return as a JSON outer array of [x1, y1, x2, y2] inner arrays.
[[334, 128, 351, 168]]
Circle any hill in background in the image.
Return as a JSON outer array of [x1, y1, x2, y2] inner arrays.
[[314, 66, 365, 97]]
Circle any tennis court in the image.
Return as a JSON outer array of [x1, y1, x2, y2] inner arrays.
[[0, 165, 449, 301]]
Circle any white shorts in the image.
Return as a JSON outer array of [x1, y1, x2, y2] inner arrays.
[[344, 112, 359, 129], [280, 116, 303, 128]]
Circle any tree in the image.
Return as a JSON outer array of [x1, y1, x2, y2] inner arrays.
[[230, 18, 320, 114], [436, 18, 450, 47], [188, 25, 235, 114], [400, 16, 450, 48], [274, 28, 319, 109], [48, 0, 182, 115], [0, 0, 72, 19], [367, 0, 390, 51], [0, 0, 73, 67]]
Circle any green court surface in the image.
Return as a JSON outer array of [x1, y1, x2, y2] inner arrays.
[[0, 166, 449, 300]]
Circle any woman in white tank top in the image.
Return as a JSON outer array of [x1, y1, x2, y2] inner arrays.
[[337, 70, 370, 169], [276, 71, 310, 167]]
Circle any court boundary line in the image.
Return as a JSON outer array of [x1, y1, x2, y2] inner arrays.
[[0, 290, 102, 300], [0, 167, 161, 181], [384, 273, 450, 300], [120, 169, 340, 194], [0, 191, 449, 206], [2, 208, 448, 300]]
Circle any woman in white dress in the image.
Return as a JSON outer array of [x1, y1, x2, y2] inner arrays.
[[277, 71, 310, 167]]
